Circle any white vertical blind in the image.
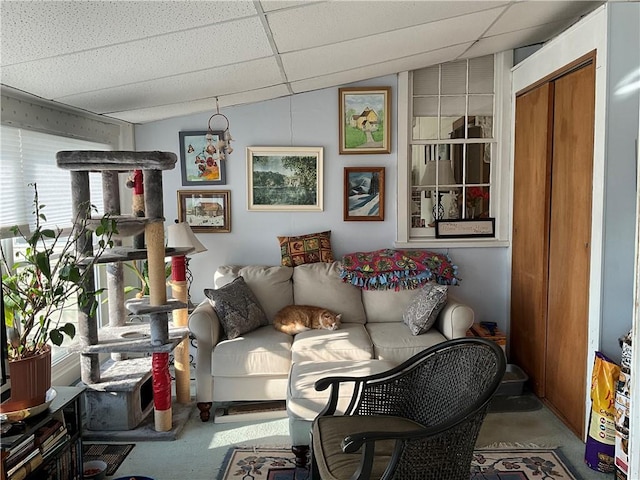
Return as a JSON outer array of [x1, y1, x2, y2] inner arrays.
[[0, 125, 109, 232]]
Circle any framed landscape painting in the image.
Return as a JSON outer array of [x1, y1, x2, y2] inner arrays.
[[344, 167, 385, 221], [246, 146, 323, 211], [179, 130, 227, 186], [177, 190, 231, 233], [339, 87, 391, 154]]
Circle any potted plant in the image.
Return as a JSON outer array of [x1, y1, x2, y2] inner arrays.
[[1, 184, 116, 409]]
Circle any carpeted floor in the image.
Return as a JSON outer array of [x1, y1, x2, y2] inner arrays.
[[83, 443, 135, 476], [217, 446, 581, 480]]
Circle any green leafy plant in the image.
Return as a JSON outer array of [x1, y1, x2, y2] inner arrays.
[[123, 260, 172, 299], [1, 184, 117, 360]]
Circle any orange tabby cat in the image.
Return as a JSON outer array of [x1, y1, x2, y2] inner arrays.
[[273, 305, 342, 335]]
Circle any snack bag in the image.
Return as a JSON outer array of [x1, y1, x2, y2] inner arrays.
[[585, 351, 621, 472]]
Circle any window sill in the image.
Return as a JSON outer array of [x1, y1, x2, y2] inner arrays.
[[394, 238, 510, 249]]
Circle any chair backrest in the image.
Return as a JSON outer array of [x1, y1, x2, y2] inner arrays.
[[350, 337, 505, 422], [348, 338, 506, 479]]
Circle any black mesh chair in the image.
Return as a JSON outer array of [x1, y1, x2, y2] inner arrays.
[[310, 337, 506, 480]]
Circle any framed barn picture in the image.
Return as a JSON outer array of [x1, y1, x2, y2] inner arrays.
[[344, 167, 385, 221], [246, 146, 323, 211], [177, 190, 231, 233], [339, 87, 391, 154]]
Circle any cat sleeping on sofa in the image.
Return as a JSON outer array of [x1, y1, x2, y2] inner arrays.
[[273, 305, 342, 335]]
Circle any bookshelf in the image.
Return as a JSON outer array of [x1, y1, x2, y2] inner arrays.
[[0, 386, 84, 480]]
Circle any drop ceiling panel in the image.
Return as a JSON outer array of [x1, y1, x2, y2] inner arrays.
[[268, 1, 508, 52], [260, 1, 322, 12], [486, 1, 598, 36], [58, 58, 284, 114], [0, 1, 259, 65], [461, 19, 580, 59], [1, 16, 272, 99], [111, 85, 291, 124], [290, 43, 473, 94], [281, 8, 500, 82]]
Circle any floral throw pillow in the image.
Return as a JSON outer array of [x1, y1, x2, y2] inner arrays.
[[277, 230, 334, 267], [204, 276, 268, 340], [402, 284, 448, 335]]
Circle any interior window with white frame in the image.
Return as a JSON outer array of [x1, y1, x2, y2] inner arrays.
[[410, 55, 495, 235]]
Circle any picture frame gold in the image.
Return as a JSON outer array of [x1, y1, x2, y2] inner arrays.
[[177, 190, 231, 233], [339, 87, 391, 154]]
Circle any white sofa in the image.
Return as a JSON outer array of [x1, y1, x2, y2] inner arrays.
[[188, 262, 475, 427]]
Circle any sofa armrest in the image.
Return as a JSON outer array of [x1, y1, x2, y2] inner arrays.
[[436, 296, 474, 340], [188, 300, 223, 402]]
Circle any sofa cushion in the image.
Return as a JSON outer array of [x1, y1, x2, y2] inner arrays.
[[365, 322, 446, 364], [214, 265, 293, 322], [293, 262, 366, 324], [204, 277, 268, 339], [287, 360, 396, 420], [362, 289, 420, 323], [291, 323, 373, 363], [278, 230, 334, 267], [212, 325, 293, 377], [403, 284, 448, 335]]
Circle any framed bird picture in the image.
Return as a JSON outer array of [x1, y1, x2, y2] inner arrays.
[[179, 130, 227, 185]]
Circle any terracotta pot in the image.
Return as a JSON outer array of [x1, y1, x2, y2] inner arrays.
[[6, 345, 52, 409]]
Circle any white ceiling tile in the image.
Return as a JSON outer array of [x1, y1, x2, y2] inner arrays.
[[259, 1, 324, 13], [1, 17, 272, 99], [57, 58, 284, 114], [268, 1, 507, 52], [290, 43, 472, 94], [281, 8, 501, 82], [486, 1, 599, 36], [110, 85, 291, 124], [460, 19, 579, 59], [0, 1, 258, 65]]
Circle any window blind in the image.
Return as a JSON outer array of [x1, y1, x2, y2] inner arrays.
[[0, 125, 110, 233]]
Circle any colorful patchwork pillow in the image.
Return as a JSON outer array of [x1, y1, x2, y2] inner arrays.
[[403, 284, 448, 335], [277, 230, 334, 267], [204, 276, 268, 339]]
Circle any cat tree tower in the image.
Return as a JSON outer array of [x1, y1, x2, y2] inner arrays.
[[56, 151, 192, 437]]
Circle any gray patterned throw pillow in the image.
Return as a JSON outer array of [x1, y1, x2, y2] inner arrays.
[[204, 276, 268, 340], [403, 284, 448, 335]]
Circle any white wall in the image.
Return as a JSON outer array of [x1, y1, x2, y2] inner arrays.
[[134, 74, 511, 329]]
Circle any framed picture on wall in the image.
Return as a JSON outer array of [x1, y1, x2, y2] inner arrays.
[[177, 190, 231, 233], [246, 146, 323, 211], [344, 167, 385, 221], [339, 87, 391, 154], [179, 130, 227, 186]]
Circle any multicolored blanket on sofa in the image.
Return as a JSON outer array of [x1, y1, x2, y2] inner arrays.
[[339, 248, 460, 290]]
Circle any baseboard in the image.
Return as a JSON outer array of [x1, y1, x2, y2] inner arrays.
[[214, 400, 287, 424]]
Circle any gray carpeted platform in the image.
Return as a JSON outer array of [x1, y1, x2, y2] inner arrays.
[[83, 402, 194, 442]]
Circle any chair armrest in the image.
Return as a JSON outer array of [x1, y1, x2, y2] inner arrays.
[[436, 295, 474, 339], [188, 300, 223, 402]]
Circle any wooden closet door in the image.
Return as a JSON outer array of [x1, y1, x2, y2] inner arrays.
[[545, 62, 595, 437], [511, 83, 553, 397]]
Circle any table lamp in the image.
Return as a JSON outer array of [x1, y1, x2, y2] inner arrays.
[[166, 221, 207, 306], [420, 159, 457, 221]]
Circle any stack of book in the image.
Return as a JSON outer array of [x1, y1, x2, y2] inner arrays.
[[34, 417, 68, 458], [4, 434, 43, 480]]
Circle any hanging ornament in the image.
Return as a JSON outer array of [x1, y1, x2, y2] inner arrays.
[[207, 97, 233, 162]]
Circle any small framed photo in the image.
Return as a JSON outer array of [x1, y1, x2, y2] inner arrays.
[[339, 87, 391, 154], [247, 146, 323, 211], [435, 218, 496, 239], [179, 131, 227, 185], [344, 167, 385, 221], [177, 190, 231, 233]]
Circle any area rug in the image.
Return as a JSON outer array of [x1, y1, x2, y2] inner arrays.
[[217, 447, 581, 480], [83, 443, 135, 476]]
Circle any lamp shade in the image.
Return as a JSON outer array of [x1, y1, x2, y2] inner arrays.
[[420, 159, 456, 187], [166, 222, 207, 255]]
